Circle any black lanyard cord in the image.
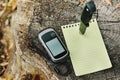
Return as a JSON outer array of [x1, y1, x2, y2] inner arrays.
[[54, 57, 72, 76]]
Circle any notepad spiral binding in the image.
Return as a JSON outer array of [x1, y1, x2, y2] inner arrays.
[[62, 19, 95, 29]]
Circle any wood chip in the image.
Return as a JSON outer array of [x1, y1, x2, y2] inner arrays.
[[105, 0, 112, 5], [64, 0, 67, 2], [80, 0, 86, 4], [115, 3, 120, 9]]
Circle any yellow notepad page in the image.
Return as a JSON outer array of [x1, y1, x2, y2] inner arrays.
[[61, 19, 112, 76]]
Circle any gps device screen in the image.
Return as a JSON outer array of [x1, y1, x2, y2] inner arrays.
[[46, 38, 65, 57]]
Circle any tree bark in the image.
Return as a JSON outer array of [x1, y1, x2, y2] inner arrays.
[[3, 0, 120, 80]]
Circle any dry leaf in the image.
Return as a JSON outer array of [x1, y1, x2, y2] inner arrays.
[[105, 0, 112, 5], [10, 0, 17, 11], [115, 3, 120, 9], [0, 62, 8, 66], [80, 0, 86, 4], [2, 0, 17, 11], [0, 0, 17, 78]]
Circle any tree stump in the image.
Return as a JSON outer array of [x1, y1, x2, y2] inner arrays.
[[28, 0, 120, 80], [2, 0, 120, 80]]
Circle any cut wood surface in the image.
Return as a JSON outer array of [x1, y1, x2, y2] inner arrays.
[[0, 0, 120, 80]]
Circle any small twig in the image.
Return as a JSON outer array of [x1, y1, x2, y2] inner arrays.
[[97, 20, 120, 23], [5, 0, 8, 8]]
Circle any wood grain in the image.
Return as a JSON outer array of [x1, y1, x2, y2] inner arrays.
[[1, 0, 120, 80]]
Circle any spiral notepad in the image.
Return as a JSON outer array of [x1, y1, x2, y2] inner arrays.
[[61, 19, 112, 76]]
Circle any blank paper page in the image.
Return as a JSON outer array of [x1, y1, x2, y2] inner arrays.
[[61, 19, 112, 76]]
